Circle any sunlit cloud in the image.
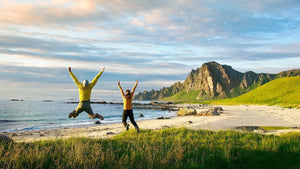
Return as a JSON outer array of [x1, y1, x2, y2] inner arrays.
[[0, 0, 300, 99]]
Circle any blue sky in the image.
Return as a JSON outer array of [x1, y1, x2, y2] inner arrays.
[[1, 0, 300, 100]]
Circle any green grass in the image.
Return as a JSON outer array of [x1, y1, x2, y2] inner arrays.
[[1, 128, 300, 169], [260, 126, 293, 132], [160, 90, 201, 102], [208, 76, 300, 108]]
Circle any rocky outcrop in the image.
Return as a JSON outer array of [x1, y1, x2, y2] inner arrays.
[[177, 108, 197, 116], [182, 61, 276, 99], [134, 82, 184, 100], [196, 107, 223, 116], [134, 61, 300, 101]]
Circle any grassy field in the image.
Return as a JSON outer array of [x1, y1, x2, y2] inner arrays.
[[161, 90, 201, 103], [208, 76, 300, 108], [1, 128, 300, 169]]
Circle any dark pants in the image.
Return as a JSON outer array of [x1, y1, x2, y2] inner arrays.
[[74, 101, 94, 118], [122, 109, 137, 127]]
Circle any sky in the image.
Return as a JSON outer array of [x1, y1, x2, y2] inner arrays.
[[1, 0, 300, 100]]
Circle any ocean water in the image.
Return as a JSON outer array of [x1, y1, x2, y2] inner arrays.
[[0, 99, 176, 133]]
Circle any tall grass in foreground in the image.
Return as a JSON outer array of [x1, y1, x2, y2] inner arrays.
[[1, 128, 300, 169]]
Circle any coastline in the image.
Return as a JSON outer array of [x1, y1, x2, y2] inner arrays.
[[3, 104, 300, 142]]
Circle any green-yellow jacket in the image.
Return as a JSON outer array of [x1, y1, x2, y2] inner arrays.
[[69, 70, 103, 101]]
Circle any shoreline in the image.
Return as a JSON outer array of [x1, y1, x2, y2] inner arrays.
[[0, 100, 179, 134], [3, 104, 300, 142]]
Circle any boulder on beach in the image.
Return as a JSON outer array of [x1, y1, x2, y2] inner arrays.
[[0, 134, 13, 144], [177, 108, 197, 116], [196, 107, 223, 116], [215, 106, 224, 112]]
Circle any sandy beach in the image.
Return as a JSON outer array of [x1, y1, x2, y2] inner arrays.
[[4, 105, 300, 142]]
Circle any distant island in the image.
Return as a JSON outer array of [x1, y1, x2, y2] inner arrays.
[[10, 99, 24, 101], [134, 61, 300, 102]]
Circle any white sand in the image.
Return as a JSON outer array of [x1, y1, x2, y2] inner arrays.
[[5, 105, 300, 142]]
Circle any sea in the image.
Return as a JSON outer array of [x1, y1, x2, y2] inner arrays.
[[0, 99, 176, 133]]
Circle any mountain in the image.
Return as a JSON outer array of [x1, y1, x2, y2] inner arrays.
[[134, 61, 300, 101], [209, 76, 300, 108]]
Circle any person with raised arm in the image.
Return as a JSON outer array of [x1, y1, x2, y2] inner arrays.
[[118, 80, 140, 132], [68, 67, 105, 120]]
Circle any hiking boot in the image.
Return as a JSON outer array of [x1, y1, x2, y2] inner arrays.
[[69, 110, 76, 118], [96, 113, 104, 120], [126, 124, 129, 131], [134, 125, 140, 133]]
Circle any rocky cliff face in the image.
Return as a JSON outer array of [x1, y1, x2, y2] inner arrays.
[[134, 61, 300, 101], [134, 81, 184, 100]]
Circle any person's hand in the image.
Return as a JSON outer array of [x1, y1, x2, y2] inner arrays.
[[118, 81, 120, 85], [101, 67, 105, 72], [135, 80, 138, 84], [68, 67, 71, 72]]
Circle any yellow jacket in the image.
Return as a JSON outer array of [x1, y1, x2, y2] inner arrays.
[[69, 70, 103, 101], [118, 82, 138, 110], [122, 96, 133, 110]]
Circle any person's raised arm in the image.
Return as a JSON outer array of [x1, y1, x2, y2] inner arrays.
[[118, 81, 125, 97], [90, 67, 105, 88], [68, 67, 81, 86], [131, 80, 138, 96]]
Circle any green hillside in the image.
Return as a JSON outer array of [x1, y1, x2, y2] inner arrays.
[[160, 90, 201, 102], [209, 76, 300, 108]]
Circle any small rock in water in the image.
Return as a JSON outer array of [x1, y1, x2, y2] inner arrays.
[[139, 113, 144, 117], [95, 121, 101, 124], [186, 121, 193, 124], [157, 116, 165, 119]]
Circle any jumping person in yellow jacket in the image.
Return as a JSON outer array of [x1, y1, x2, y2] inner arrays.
[[68, 67, 104, 120], [118, 80, 139, 132]]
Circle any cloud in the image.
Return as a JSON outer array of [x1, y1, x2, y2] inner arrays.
[[1, 0, 300, 99]]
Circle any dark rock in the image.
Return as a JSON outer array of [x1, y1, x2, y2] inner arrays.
[[106, 132, 115, 135], [42, 100, 53, 102], [95, 121, 101, 124], [157, 116, 165, 119], [215, 106, 224, 111], [10, 99, 24, 101], [67, 101, 79, 104], [0, 134, 13, 143], [139, 114, 144, 117]]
